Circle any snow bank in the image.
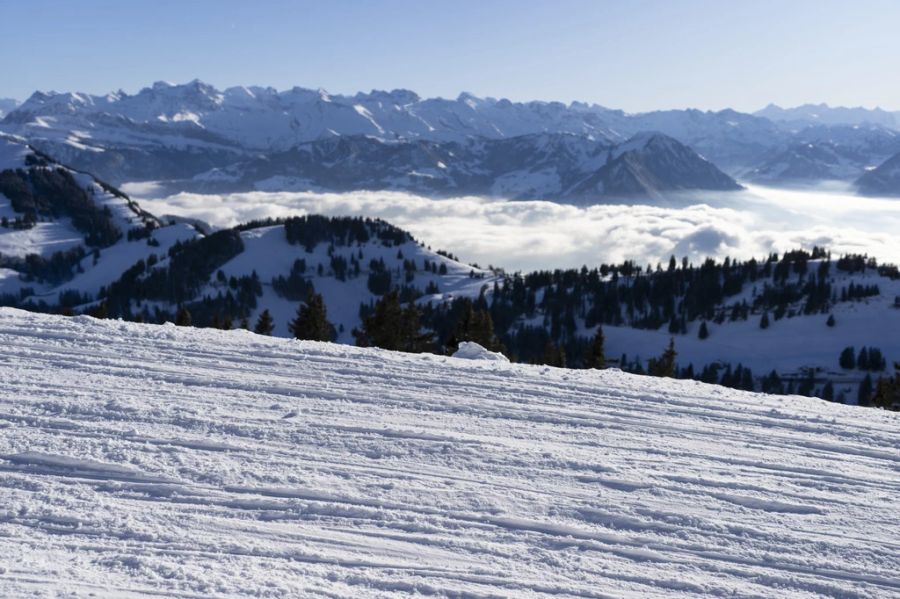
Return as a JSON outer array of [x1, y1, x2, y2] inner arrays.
[[451, 341, 510, 362], [0, 308, 896, 597]]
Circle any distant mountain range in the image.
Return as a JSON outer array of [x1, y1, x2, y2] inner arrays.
[[184, 131, 741, 201], [754, 103, 900, 129], [3, 81, 900, 197]]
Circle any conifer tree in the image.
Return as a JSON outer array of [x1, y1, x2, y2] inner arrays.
[[762, 369, 783, 394], [542, 341, 566, 368], [797, 369, 815, 396], [759, 311, 770, 329], [353, 290, 433, 352], [354, 290, 404, 350], [254, 309, 275, 335], [175, 306, 192, 327], [826, 314, 836, 327], [648, 338, 677, 378], [449, 298, 503, 353], [398, 301, 433, 353], [290, 293, 333, 341], [586, 325, 605, 369], [858, 347, 870, 370], [858, 374, 873, 406], [839, 346, 855, 370], [698, 321, 710, 340], [872, 363, 900, 411], [822, 380, 835, 402], [86, 302, 108, 320]]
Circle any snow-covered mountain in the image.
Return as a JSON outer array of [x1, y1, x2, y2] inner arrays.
[[0, 80, 778, 193], [6, 80, 900, 193], [0, 307, 897, 596], [580, 132, 741, 198], [756, 102, 900, 130], [186, 131, 741, 201], [1, 80, 626, 159], [746, 124, 900, 183], [855, 149, 900, 196]]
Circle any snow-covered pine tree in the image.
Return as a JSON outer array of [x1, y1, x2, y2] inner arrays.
[[289, 293, 333, 342], [254, 309, 275, 335]]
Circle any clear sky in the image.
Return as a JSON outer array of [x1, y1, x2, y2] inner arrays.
[[2, 0, 899, 112]]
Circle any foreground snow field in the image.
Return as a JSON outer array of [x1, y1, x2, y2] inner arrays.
[[0, 309, 897, 598]]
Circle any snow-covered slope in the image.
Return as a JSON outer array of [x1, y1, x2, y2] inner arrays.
[[0, 309, 897, 597], [0, 136, 198, 303], [196, 221, 495, 341]]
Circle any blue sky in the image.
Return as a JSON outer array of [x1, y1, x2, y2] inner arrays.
[[2, 0, 898, 111]]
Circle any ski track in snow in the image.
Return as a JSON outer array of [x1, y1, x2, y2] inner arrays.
[[0, 308, 897, 598]]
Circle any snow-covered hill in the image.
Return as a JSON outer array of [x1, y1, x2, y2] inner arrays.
[[166, 219, 495, 341], [0, 136, 197, 305], [0, 138, 493, 336], [0, 308, 896, 597]]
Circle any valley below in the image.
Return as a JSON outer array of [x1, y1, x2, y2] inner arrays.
[[125, 181, 900, 272]]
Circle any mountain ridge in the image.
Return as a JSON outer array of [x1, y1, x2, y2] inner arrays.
[[7, 81, 900, 192], [182, 131, 742, 201], [5, 81, 900, 195]]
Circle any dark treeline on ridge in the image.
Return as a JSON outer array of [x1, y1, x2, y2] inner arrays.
[[3, 211, 898, 411]]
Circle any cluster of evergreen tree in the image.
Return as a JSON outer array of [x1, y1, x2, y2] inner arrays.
[[0, 157, 164, 290], [234, 215, 413, 251], [101, 229, 248, 320], [0, 246, 87, 285], [272, 259, 314, 300], [839, 346, 887, 372], [289, 292, 334, 341], [353, 290, 432, 352], [872, 363, 900, 410], [0, 166, 121, 247]]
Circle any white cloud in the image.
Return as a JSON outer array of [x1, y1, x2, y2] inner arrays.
[[125, 182, 900, 272]]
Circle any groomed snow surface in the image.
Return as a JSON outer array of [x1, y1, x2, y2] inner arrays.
[[0, 309, 897, 598]]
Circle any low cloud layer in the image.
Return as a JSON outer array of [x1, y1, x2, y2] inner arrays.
[[125, 182, 900, 272]]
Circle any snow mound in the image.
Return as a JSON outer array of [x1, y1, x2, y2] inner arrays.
[[0, 308, 897, 597], [451, 341, 510, 362]]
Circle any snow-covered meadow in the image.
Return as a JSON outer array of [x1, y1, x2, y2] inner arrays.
[[0, 309, 897, 597]]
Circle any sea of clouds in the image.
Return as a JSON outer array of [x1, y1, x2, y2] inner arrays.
[[125, 182, 900, 272]]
